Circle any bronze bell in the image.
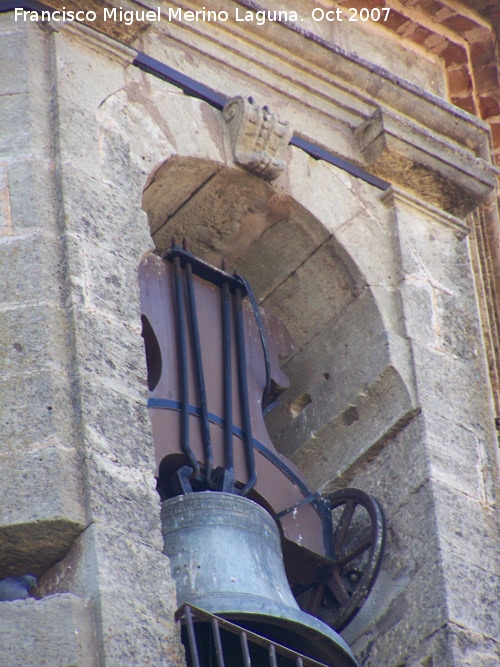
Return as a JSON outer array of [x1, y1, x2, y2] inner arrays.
[[161, 492, 359, 667]]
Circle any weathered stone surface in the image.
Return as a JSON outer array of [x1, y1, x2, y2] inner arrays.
[[288, 365, 417, 487], [0, 370, 75, 449], [0, 594, 98, 667], [0, 304, 69, 377], [263, 235, 357, 352], [83, 450, 162, 550], [433, 481, 498, 575], [0, 446, 85, 575], [412, 342, 493, 430], [152, 166, 273, 257], [72, 308, 146, 400], [41, 524, 183, 667], [355, 108, 497, 215], [61, 173, 149, 249], [400, 621, 500, 667], [80, 378, 153, 470], [424, 411, 492, 502], [5, 159, 57, 232], [52, 27, 131, 111], [65, 235, 145, 321], [58, 105, 102, 181], [441, 550, 500, 640], [0, 231, 64, 306]]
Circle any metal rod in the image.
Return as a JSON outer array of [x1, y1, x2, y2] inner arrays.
[[234, 287, 257, 496], [185, 256, 213, 483], [268, 644, 278, 667], [236, 273, 271, 409], [240, 631, 252, 667], [222, 281, 234, 485], [184, 606, 202, 667], [173, 253, 199, 476], [211, 618, 226, 667]]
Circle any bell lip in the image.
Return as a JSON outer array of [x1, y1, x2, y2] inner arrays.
[[183, 594, 359, 667]]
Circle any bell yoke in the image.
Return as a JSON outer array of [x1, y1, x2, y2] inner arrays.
[[139, 239, 386, 665]]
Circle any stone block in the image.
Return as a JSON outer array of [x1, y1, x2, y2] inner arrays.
[[0, 230, 64, 306], [76, 237, 144, 322], [0, 94, 40, 159], [286, 148, 365, 234], [402, 622, 500, 667], [0, 594, 98, 667], [442, 551, 500, 640], [58, 105, 101, 181], [0, 303, 70, 378], [287, 364, 416, 487], [263, 235, 356, 353], [0, 30, 32, 95], [80, 378, 153, 470], [445, 623, 500, 666], [83, 450, 162, 550], [0, 445, 85, 575], [346, 415, 430, 517], [355, 109, 496, 215], [268, 290, 388, 427], [0, 369, 75, 449], [6, 158, 57, 232], [412, 342, 493, 431], [152, 166, 273, 256], [424, 411, 491, 502], [235, 195, 330, 300], [52, 29, 129, 112], [61, 173, 150, 250], [41, 523, 183, 666], [73, 308, 146, 401]]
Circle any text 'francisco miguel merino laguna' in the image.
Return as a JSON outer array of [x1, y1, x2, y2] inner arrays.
[[14, 6, 392, 26]]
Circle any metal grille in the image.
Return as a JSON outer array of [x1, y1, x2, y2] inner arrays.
[[176, 604, 333, 667]]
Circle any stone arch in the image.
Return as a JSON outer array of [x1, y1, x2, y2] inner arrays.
[[141, 149, 417, 491]]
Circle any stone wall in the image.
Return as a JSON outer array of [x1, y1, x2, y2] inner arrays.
[[0, 3, 499, 666]]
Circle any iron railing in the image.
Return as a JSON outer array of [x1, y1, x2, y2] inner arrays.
[[175, 604, 333, 667]]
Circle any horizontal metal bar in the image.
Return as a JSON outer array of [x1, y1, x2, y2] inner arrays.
[[133, 52, 227, 109], [291, 136, 390, 190], [164, 246, 246, 293], [132, 52, 390, 191], [0, 3, 391, 191]]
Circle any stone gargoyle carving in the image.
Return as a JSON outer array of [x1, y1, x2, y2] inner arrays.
[[223, 96, 293, 180]]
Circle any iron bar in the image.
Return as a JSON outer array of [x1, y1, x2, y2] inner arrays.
[[211, 618, 226, 667], [221, 280, 235, 492], [185, 254, 213, 483], [132, 53, 390, 191], [0, 4, 391, 192], [236, 273, 271, 408], [184, 605, 202, 667], [268, 644, 278, 667], [234, 287, 257, 496], [240, 631, 252, 667], [172, 251, 199, 477]]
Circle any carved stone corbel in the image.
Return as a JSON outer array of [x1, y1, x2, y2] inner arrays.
[[223, 96, 293, 180]]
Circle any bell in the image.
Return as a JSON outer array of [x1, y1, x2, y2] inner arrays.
[[161, 492, 359, 667]]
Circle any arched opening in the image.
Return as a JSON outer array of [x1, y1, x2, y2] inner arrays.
[[141, 155, 413, 493]]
